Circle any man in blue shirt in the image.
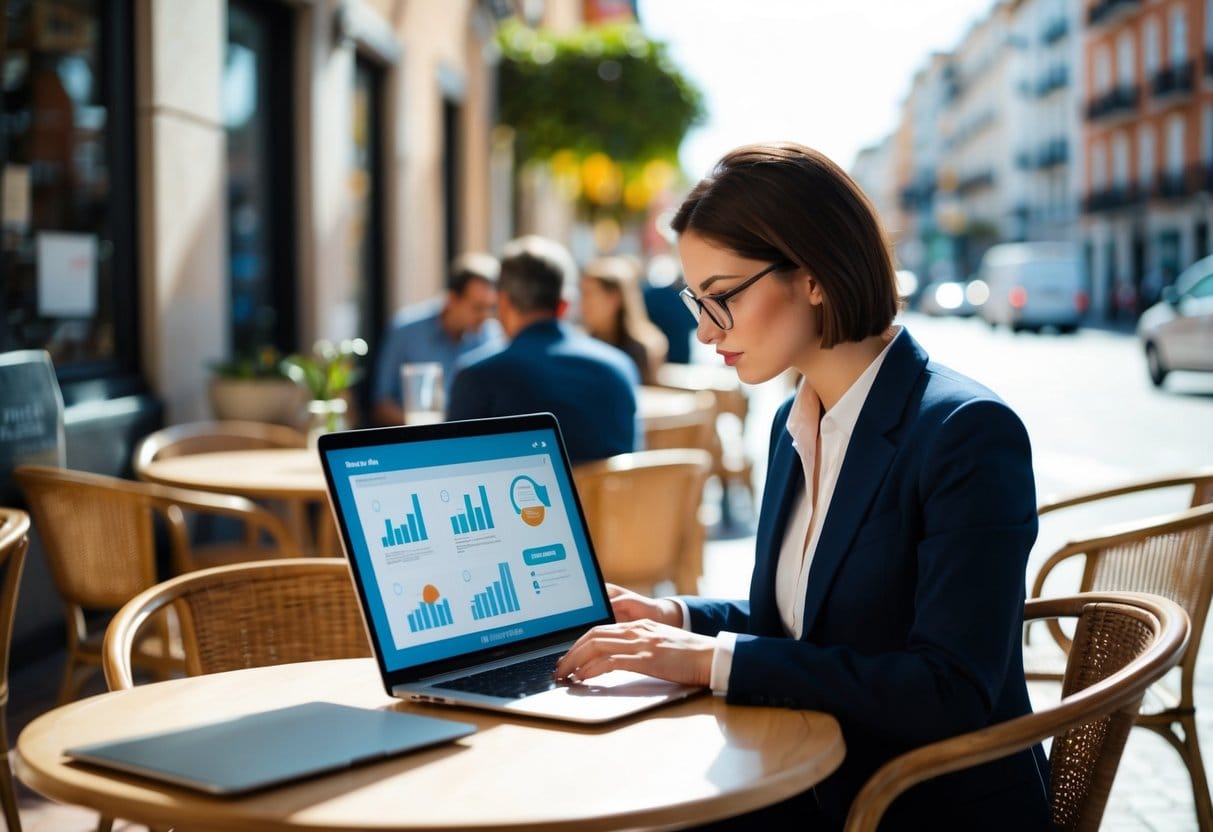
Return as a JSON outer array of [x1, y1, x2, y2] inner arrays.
[[447, 236, 639, 464], [372, 254, 501, 425]]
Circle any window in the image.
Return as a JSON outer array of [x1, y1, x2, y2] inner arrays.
[[1167, 113, 1186, 176], [1139, 124, 1156, 188], [1, 0, 137, 379], [1144, 17, 1160, 77], [223, 0, 296, 359], [1170, 7, 1188, 66], [1094, 45, 1112, 94], [1092, 142, 1108, 192], [1116, 31, 1135, 88], [1113, 132, 1130, 188]]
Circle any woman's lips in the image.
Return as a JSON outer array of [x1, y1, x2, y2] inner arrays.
[[717, 350, 740, 367]]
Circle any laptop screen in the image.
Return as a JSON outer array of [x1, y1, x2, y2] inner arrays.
[[319, 415, 613, 679]]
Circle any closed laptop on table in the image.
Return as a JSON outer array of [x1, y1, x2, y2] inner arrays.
[[317, 412, 701, 723], [65, 701, 475, 795]]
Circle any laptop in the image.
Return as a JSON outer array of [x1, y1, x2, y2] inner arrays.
[[317, 413, 702, 723], [65, 701, 475, 795]]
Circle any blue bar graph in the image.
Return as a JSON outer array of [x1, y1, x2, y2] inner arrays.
[[381, 493, 428, 547], [449, 485, 495, 534], [470, 562, 520, 620], [407, 597, 454, 632]]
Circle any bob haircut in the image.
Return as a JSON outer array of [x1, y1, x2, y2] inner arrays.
[[670, 142, 899, 348]]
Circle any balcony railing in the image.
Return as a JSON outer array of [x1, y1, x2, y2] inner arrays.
[[1036, 65, 1069, 97], [1150, 61, 1195, 99], [1083, 186, 1145, 213], [1088, 0, 1141, 27], [956, 170, 995, 196], [1086, 84, 1139, 121], [1152, 164, 1209, 200], [1042, 18, 1070, 45], [1035, 139, 1069, 169]]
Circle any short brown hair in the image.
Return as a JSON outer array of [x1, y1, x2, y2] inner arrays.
[[670, 142, 898, 348]]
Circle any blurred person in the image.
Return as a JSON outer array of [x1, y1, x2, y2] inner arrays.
[[579, 255, 668, 384], [554, 143, 1049, 831], [642, 253, 698, 363], [447, 235, 640, 465], [371, 253, 500, 425]]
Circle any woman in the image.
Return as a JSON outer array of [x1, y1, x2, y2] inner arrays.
[[554, 144, 1050, 830], [578, 255, 668, 385]]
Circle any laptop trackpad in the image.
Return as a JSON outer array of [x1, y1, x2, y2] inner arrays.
[[504, 672, 701, 723]]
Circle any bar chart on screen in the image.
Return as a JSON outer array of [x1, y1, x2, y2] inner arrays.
[[449, 485, 495, 534], [381, 493, 429, 547], [470, 562, 520, 620], [407, 584, 454, 633]]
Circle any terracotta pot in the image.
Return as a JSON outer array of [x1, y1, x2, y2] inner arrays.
[[207, 378, 307, 426]]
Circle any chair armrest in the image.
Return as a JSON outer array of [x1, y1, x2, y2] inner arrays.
[[150, 484, 302, 567], [1038, 469, 1213, 516]]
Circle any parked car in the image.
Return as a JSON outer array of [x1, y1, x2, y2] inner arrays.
[[1137, 254, 1213, 387], [976, 242, 1088, 332], [918, 279, 983, 317]]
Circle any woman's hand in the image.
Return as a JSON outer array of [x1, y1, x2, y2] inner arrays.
[[554, 618, 715, 687], [606, 583, 683, 626]]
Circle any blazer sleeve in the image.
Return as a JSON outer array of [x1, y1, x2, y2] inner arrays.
[[446, 363, 487, 421], [724, 397, 1036, 748]]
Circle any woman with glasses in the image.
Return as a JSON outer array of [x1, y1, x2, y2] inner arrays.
[[555, 143, 1049, 831]]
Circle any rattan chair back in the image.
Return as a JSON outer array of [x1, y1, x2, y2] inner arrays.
[[1031, 499, 1213, 829], [0, 508, 29, 832], [13, 464, 299, 702], [844, 592, 1189, 832], [573, 449, 711, 595], [640, 387, 717, 453], [104, 558, 371, 690], [132, 420, 306, 477]]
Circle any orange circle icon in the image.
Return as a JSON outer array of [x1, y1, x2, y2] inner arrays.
[[520, 506, 545, 526], [421, 584, 440, 604]]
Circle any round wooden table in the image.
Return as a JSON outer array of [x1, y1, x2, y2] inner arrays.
[[17, 658, 845, 832], [139, 448, 327, 501]]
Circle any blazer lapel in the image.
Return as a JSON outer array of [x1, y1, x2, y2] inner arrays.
[[799, 332, 929, 636], [749, 407, 802, 635]]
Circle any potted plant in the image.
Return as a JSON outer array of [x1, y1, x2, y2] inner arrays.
[[280, 338, 369, 443], [207, 346, 307, 425]]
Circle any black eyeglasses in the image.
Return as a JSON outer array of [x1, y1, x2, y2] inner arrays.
[[678, 261, 792, 331]]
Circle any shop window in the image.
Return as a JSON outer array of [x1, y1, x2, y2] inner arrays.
[[1, 0, 137, 381], [224, 0, 296, 359]]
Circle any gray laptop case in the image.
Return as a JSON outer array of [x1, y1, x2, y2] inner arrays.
[[65, 701, 475, 795]]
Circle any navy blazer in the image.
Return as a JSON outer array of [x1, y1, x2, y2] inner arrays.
[[684, 330, 1050, 830], [447, 319, 640, 465]]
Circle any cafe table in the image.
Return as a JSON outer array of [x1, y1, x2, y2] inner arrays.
[[16, 658, 845, 832]]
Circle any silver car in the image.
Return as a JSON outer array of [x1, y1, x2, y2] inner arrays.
[[1137, 254, 1213, 387]]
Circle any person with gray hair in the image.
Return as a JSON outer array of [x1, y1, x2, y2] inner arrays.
[[447, 235, 640, 464], [371, 253, 501, 425]]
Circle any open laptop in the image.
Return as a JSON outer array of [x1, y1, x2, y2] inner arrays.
[[317, 413, 702, 723]]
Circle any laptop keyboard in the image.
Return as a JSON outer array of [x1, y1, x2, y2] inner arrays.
[[433, 653, 562, 699]]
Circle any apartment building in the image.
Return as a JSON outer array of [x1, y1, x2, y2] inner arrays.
[[1083, 0, 1213, 318]]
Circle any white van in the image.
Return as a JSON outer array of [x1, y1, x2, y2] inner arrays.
[[976, 242, 1088, 332]]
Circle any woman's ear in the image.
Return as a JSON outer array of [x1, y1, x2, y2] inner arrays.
[[803, 273, 825, 306]]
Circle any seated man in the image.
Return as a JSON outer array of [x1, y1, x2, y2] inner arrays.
[[447, 235, 639, 465], [371, 253, 501, 425]]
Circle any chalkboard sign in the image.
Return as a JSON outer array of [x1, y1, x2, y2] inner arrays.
[[0, 350, 65, 503]]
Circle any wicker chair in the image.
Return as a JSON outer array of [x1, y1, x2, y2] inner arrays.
[[13, 464, 300, 703], [639, 387, 717, 454], [131, 420, 307, 472], [1027, 496, 1213, 831], [0, 509, 29, 832], [844, 592, 1190, 832], [573, 449, 711, 595], [103, 558, 371, 691]]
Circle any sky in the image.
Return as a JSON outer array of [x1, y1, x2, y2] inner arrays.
[[636, 0, 999, 177]]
